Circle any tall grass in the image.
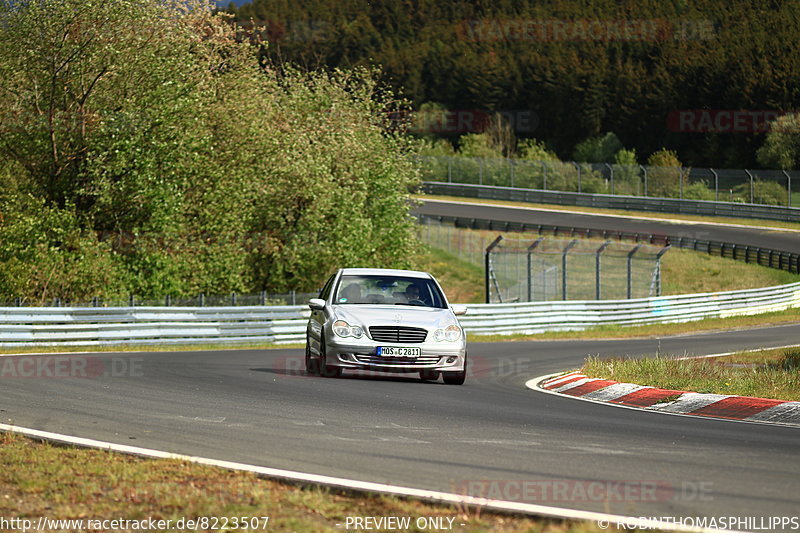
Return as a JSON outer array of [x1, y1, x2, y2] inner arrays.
[[583, 349, 800, 401]]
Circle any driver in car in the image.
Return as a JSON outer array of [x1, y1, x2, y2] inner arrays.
[[404, 283, 426, 305]]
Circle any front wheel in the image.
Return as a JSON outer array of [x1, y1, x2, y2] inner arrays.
[[319, 337, 342, 378], [442, 359, 467, 385], [305, 339, 319, 376]]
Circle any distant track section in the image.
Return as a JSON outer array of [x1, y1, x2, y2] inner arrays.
[[414, 199, 800, 273]]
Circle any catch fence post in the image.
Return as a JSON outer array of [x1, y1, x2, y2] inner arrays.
[[595, 241, 611, 300], [484, 236, 504, 303], [641, 165, 648, 197], [711, 168, 718, 202], [627, 244, 643, 299], [527, 238, 544, 302], [606, 163, 614, 195], [784, 170, 791, 207], [655, 245, 671, 297], [562, 239, 578, 300]]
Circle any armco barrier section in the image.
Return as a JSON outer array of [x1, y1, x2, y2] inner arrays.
[[1, 282, 799, 346], [459, 282, 800, 335], [423, 181, 800, 224], [416, 214, 800, 274], [0, 306, 310, 347]]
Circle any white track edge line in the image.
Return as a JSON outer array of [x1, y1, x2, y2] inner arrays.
[[674, 343, 800, 360], [426, 198, 800, 233], [0, 422, 727, 533], [527, 373, 800, 430]]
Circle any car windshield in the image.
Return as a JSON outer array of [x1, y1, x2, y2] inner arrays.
[[333, 275, 446, 308]]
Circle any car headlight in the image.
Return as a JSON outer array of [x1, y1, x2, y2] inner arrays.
[[333, 320, 363, 338], [434, 324, 462, 342]]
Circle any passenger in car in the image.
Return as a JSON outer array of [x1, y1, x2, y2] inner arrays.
[[341, 283, 362, 303]]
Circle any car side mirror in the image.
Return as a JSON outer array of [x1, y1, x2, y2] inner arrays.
[[451, 304, 468, 316], [308, 298, 326, 310]]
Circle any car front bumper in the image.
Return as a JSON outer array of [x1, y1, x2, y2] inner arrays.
[[325, 337, 466, 373]]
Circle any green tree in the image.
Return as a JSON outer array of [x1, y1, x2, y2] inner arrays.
[[757, 113, 800, 170], [0, 0, 421, 301], [573, 132, 624, 164]]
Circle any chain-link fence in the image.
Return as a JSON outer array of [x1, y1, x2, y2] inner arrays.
[[418, 219, 669, 303], [486, 236, 669, 303], [0, 291, 317, 308], [419, 155, 799, 207]]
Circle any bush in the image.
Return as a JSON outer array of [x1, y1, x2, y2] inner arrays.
[[646, 149, 685, 198]]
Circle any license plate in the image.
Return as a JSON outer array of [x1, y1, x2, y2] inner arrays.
[[377, 347, 421, 357]]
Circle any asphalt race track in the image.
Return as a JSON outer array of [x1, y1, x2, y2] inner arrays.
[[414, 199, 800, 253], [2, 200, 800, 530]]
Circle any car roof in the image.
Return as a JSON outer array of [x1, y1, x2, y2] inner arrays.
[[338, 268, 431, 279]]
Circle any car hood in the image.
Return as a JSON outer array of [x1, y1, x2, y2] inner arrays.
[[331, 305, 458, 331]]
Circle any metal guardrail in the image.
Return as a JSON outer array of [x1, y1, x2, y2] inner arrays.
[[1, 282, 799, 345], [0, 306, 310, 347], [460, 282, 800, 335], [416, 213, 800, 274], [423, 181, 800, 224]]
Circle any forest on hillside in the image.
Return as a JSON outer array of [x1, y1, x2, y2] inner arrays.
[[227, 0, 800, 169]]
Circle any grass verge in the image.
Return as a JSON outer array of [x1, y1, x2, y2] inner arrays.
[[0, 432, 607, 533], [581, 348, 800, 401], [418, 194, 800, 232]]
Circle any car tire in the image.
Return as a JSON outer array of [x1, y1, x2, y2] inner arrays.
[[305, 338, 319, 376], [319, 336, 343, 378], [442, 358, 467, 385], [419, 370, 440, 382]]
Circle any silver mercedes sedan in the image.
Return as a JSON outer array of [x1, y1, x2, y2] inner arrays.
[[305, 268, 468, 384]]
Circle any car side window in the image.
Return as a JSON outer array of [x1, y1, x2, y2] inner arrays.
[[319, 274, 336, 300]]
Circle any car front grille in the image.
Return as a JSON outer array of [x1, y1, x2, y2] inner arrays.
[[369, 326, 428, 343], [354, 355, 441, 367]]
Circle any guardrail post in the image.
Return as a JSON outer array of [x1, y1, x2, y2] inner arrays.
[[745, 169, 754, 204], [562, 239, 578, 300], [679, 167, 684, 199], [655, 245, 671, 297], [199, 293, 205, 307], [165, 294, 171, 307], [92, 296, 99, 307], [573, 161, 581, 193], [509, 157, 515, 188], [291, 290, 296, 305], [627, 244, 643, 299], [14, 297, 21, 307], [231, 292, 237, 306], [527, 238, 544, 301], [711, 168, 718, 202], [128, 295, 134, 307], [485, 235, 504, 303], [478, 157, 483, 186], [260, 290, 266, 306], [595, 241, 611, 300]]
